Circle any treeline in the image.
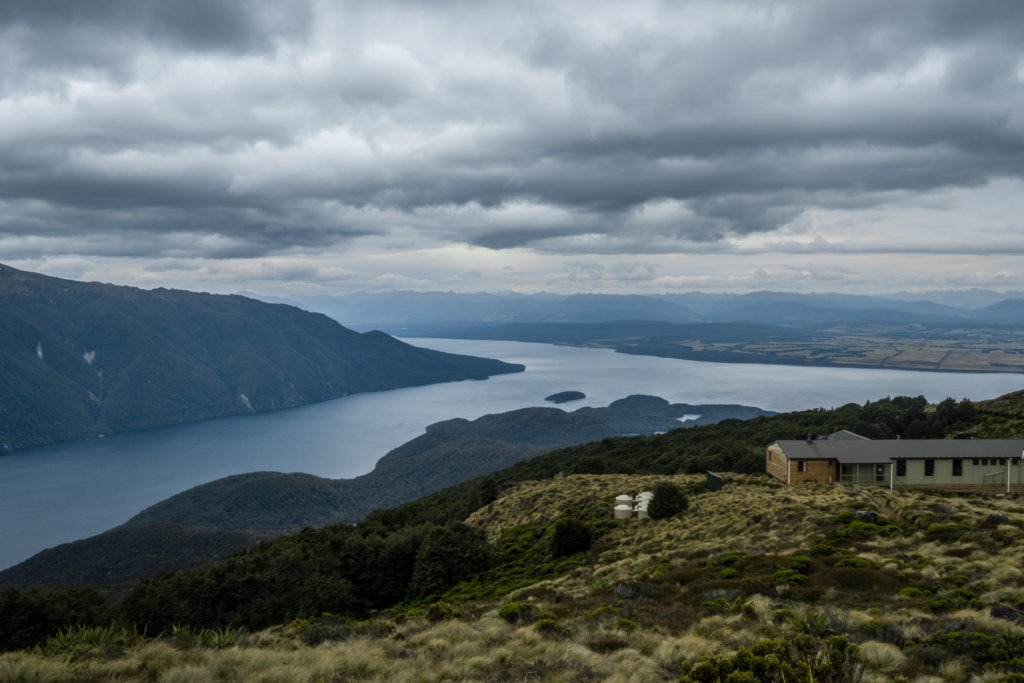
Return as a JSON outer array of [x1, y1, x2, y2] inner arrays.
[[119, 521, 490, 633], [0, 395, 983, 650], [0, 588, 108, 651], [0, 521, 490, 648]]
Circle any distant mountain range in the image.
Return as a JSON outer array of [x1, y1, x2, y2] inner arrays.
[[0, 264, 523, 453], [269, 289, 1024, 374], [279, 288, 1024, 332], [0, 395, 772, 588]]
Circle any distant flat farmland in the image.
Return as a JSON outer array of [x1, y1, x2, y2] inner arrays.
[[435, 320, 1024, 374], [611, 324, 1024, 373]]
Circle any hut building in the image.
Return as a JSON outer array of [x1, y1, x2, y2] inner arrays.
[[766, 436, 1024, 494]]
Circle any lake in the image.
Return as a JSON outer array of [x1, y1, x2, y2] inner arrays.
[[1, 338, 1022, 571]]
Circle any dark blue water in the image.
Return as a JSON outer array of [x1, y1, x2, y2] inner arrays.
[[2, 338, 1021, 570]]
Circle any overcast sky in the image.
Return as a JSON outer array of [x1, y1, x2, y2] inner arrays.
[[2, 0, 1022, 297]]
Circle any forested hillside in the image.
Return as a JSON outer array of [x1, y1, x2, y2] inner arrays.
[[0, 264, 522, 452]]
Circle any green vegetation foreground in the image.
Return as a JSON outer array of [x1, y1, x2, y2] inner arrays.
[[2, 392, 1024, 680]]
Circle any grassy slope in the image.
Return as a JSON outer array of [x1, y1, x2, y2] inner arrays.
[[5, 392, 1024, 680], [5, 475, 1024, 681]]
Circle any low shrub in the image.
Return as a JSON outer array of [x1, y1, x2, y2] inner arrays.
[[533, 611, 568, 636], [788, 555, 814, 574], [834, 512, 900, 540], [720, 551, 748, 566], [773, 554, 814, 585], [808, 542, 839, 556], [926, 588, 979, 613], [833, 557, 874, 569], [584, 633, 630, 653], [773, 569, 807, 585], [426, 601, 456, 622], [926, 629, 1024, 669], [679, 635, 862, 683], [498, 602, 536, 625]]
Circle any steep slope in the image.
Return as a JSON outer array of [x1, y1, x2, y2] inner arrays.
[[0, 264, 522, 452]]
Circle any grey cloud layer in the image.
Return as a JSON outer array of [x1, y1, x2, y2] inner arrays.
[[1, 0, 1022, 260]]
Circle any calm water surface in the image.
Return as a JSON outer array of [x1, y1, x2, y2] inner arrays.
[[1, 339, 1021, 570]]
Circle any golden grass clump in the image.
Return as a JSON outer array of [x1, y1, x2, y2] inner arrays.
[[0, 652, 69, 682], [859, 640, 907, 674], [156, 663, 217, 683]]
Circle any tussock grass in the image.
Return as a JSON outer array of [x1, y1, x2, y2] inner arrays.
[[859, 639, 907, 673], [5, 474, 1024, 681]]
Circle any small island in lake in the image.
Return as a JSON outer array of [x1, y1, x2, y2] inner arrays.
[[545, 390, 586, 403]]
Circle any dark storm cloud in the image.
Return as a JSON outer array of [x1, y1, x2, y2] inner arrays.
[[0, 0, 310, 64], [1, 0, 1022, 263]]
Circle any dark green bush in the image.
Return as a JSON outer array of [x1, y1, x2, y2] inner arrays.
[[498, 602, 536, 625], [646, 481, 688, 519], [926, 588, 979, 613], [773, 569, 807, 585], [927, 629, 1024, 671], [788, 555, 814, 574], [549, 517, 592, 559], [533, 611, 568, 636], [425, 601, 456, 622], [808, 543, 838, 556], [720, 551, 747, 566]]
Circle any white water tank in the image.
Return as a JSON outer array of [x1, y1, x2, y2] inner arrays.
[[615, 494, 635, 519], [635, 491, 653, 519]]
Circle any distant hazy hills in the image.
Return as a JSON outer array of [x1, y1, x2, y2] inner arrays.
[[0, 264, 523, 453], [279, 289, 1024, 374], [0, 395, 772, 587], [279, 288, 1024, 333]]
